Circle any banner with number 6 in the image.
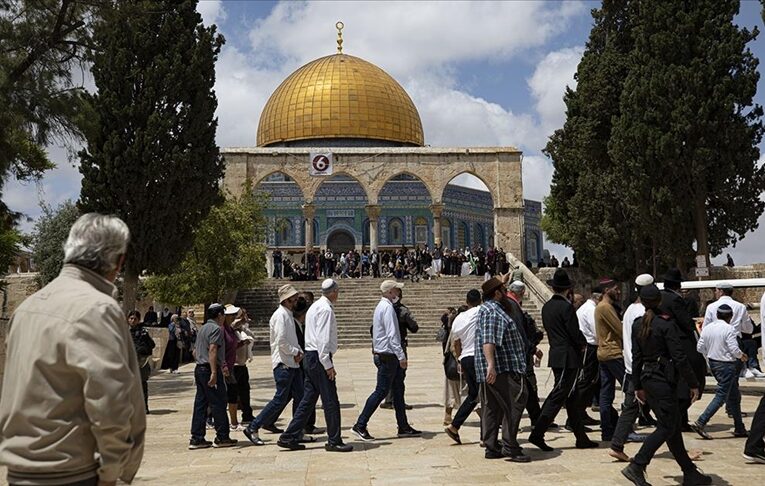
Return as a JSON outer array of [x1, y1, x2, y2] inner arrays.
[[309, 152, 333, 176]]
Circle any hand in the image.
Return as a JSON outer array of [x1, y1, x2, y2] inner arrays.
[[486, 364, 497, 385], [457, 362, 462, 374], [690, 387, 700, 403], [741, 353, 749, 362], [222, 366, 230, 378], [635, 389, 647, 405], [207, 372, 217, 388], [399, 359, 408, 369], [326, 367, 337, 381], [295, 352, 304, 364]]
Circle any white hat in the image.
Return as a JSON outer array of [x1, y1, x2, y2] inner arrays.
[[321, 278, 338, 292], [716, 281, 734, 290], [635, 274, 654, 287], [224, 304, 240, 315], [509, 280, 526, 293], [278, 284, 299, 302], [380, 279, 405, 293]]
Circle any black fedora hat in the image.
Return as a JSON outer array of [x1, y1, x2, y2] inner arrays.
[[662, 268, 683, 284], [547, 268, 573, 289]]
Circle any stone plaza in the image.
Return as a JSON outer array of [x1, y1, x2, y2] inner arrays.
[[19, 343, 757, 486]]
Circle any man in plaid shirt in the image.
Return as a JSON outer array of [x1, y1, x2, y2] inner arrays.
[[475, 277, 531, 462]]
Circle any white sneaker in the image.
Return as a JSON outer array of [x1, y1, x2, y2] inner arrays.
[[749, 368, 765, 378], [744, 369, 756, 380]]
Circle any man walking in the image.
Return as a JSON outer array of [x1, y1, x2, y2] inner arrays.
[[0, 214, 146, 486], [529, 269, 597, 451], [574, 285, 601, 426], [243, 285, 304, 445], [475, 278, 531, 462], [277, 279, 353, 452], [692, 304, 748, 439], [189, 303, 238, 449], [595, 278, 625, 442], [352, 280, 421, 440]]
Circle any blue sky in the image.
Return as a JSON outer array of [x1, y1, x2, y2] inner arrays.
[[7, 0, 765, 266]]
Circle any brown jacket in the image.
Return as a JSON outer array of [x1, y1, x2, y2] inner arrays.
[[0, 265, 145, 484], [595, 299, 623, 361]]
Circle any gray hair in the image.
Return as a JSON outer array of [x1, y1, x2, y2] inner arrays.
[[509, 280, 525, 293], [63, 213, 130, 276]]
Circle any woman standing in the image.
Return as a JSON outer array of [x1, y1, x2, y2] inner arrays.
[[128, 310, 155, 413], [621, 284, 712, 486], [160, 314, 182, 373]]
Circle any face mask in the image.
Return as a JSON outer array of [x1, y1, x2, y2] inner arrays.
[[392, 296, 400, 304]]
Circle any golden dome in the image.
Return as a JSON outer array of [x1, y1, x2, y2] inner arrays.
[[257, 54, 424, 147]]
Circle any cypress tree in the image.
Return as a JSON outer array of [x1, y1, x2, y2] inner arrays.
[[79, 0, 225, 310]]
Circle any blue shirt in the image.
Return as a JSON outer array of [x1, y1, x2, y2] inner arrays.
[[474, 299, 527, 383]]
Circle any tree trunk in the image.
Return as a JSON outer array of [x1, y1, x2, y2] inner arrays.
[[123, 266, 139, 313], [693, 194, 711, 270]]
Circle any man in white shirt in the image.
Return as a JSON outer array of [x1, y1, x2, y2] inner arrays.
[[609, 273, 652, 462], [277, 279, 352, 452], [743, 290, 765, 463], [573, 286, 601, 426], [692, 304, 748, 440], [353, 280, 421, 441], [444, 289, 482, 444], [703, 282, 747, 336], [243, 284, 303, 447]]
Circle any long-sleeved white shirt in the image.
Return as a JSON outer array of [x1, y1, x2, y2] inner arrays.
[[305, 296, 338, 370], [372, 297, 405, 361], [697, 319, 743, 362], [576, 298, 598, 345], [622, 302, 645, 374], [703, 295, 747, 337], [269, 305, 302, 369], [450, 306, 480, 361]]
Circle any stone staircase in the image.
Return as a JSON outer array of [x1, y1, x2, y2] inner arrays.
[[235, 276, 543, 349]]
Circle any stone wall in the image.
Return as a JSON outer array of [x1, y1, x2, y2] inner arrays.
[[3, 273, 40, 317]]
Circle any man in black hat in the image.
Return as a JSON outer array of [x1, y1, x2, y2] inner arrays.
[[528, 269, 598, 451], [660, 268, 706, 429]]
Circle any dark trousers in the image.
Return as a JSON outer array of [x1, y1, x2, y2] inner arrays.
[[281, 351, 343, 445], [298, 365, 317, 430], [742, 339, 761, 370], [190, 365, 230, 440], [162, 341, 180, 370], [233, 365, 254, 423], [249, 365, 303, 431], [525, 367, 541, 424], [745, 393, 765, 455], [633, 376, 694, 472], [574, 344, 600, 415], [531, 367, 589, 442], [452, 356, 479, 428], [599, 358, 626, 440], [611, 373, 640, 451], [480, 372, 527, 455], [356, 353, 408, 429]]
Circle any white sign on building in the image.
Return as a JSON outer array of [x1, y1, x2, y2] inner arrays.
[[309, 152, 333, 176]]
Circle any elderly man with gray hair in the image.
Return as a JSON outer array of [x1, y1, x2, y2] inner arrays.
[[0, 214, 146, 486]]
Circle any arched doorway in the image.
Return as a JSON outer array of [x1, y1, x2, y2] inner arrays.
[[327, 229, 355, 253], [443, 173, 494, 250]]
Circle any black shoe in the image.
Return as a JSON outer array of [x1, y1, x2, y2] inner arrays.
[[404, 403, 414, 410], [733, 429, 749, 438], [352, 424, 374, 441], [304, 426, 325, 435], [213, 437, 238, 448], [242, 428, 264, 446], [682, 467, 712, 486], [444, 426, 461, 444], [743, 450, 765, 464], [325, 442, 353, 452], [506, 453, 532, 463], [621, 462, 651, 486], [575, 439, 599, 449], [262, 424, 284, 434], [397, 427, 422, 438], [276, 439, 306, 450], [485, 449, 504, 459], [565, 424, 593, 433], [379, 402, 393, 409], [582, 414, 600, 426], [528, 434, 553, 452], [548, 422, 559, 429], [638, 416, 657, 427], [188, 438, 212, 450], [690, 421, 712, 440]]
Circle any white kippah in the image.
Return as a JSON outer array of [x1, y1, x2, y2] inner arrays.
[[635, 274, 654, 287], [509, 280, 525, 292], [321, 278, 338, 291]]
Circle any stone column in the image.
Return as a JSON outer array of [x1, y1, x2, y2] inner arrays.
[[493, 207, 524, 259], [365, 204, 381, 251], [431, 203, 444, 247], [302, 203, 316, 254]]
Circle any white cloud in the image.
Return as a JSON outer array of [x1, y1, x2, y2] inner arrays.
[[197, 0, 226, 26], [528, 46, 584, 137]]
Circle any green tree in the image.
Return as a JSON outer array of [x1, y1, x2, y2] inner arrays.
[[542, 0, 639, 279], [144, 187, 268, 306], [29, 200, 79, 285], [78, 0, 225, 311], [610, 0, 764, 270]]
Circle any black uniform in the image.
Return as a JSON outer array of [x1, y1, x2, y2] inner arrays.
[[505, 297, 542, 424], [130, 324, 156, 412], [530, 294, 591, 444], [631, 312, 699, 472]]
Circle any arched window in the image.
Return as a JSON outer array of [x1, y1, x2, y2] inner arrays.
[[474, 223, 485, 248], [414, 216, 428, 245], [457, 221, 470, 249], [362, 218, 370, 246], [441, 218, 452, 248], [388, 218, 404, 245], [275, 218, 293, 247]]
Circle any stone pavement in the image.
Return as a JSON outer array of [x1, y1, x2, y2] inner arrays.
[[5, 344, 765, 485]]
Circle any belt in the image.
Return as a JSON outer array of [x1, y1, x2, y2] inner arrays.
[[196, 363, 211, 368]]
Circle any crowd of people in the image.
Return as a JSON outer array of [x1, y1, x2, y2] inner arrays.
[[2, 212, 765, 486], [271, 245, 512, 281]]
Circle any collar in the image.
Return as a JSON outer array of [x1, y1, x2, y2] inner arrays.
[[507, 292, 522, 305], [717, 296, 733, 302], [319, 295, 334, 308], [59, 264, 118, 299], [280, 304, 294, 316]]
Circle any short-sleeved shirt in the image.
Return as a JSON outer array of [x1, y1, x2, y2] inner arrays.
[[474, 299, 527, 384], [195, 320, 224, 367]]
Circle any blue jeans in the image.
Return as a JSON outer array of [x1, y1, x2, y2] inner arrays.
[[281, 351, 342, 445], [698, 360, 745, 431], [741, 339, 760, 370], [190, 365, 230, 440], [452, 356, 479, 429], [599, 358, 625, 441], [248, 364, 303, 431], [355, 353, 408, 430]]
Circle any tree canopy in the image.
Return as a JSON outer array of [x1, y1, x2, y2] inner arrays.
[[30, 199, 79, 285]]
